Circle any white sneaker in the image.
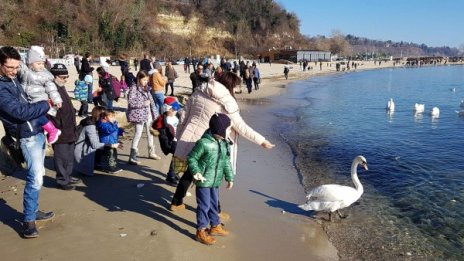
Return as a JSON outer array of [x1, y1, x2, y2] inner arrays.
[[149, 154, 161, 160]]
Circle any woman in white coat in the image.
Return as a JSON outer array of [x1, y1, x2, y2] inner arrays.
[[170, 72, 275, 213]]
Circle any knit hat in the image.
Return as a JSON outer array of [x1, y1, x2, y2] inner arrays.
[[164, 96, 181, 111], [209, 113, 231, 139], [50, 63, 68, 76], [27, 46, 45, 64]]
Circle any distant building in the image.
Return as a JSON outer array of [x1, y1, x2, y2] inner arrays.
[[259, 50, 331, 63]]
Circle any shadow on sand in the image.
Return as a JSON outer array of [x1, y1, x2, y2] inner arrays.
[[75, 164, 196, 239], [249, 189, 315, 216], [3, 157, 196, 239]]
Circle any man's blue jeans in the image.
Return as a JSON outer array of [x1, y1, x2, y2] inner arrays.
[[151, 91, 165, 114], [20, 133, 46, 222]]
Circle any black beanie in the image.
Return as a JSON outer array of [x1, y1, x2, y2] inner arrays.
[[209, 113, 231, 139], [50, 63, 68, 76]]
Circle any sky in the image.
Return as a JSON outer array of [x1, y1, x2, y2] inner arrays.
[[278, 0, 464, 48]]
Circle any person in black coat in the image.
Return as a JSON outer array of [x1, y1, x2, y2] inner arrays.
[[79, 52, 94, 102], [139, 54, 152, 73], [49, 64, 81, 190]]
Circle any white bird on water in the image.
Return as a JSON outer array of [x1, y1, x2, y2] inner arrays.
[[430, 107, 440, 117], [386, 98, 395, 112], [414, 103, 425, 113], [460, 100, 464, 109], [299, 155, 368, 221]]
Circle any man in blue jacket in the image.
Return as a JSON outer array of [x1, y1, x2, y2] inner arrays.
[[0, 46, 55, 238]]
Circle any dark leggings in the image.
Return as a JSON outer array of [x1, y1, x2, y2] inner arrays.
[[171, 169, 222, 212], [165, 81, 174, 95]]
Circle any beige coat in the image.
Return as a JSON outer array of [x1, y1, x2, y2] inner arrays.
[[174, 80, 266, 174]]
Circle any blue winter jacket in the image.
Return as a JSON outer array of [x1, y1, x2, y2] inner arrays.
[[96, 120, 120, 145], [0, 75, 50, 139]]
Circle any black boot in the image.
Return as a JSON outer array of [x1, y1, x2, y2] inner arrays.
[[36, 211, 55, 222], [23, 221, 39, 238]]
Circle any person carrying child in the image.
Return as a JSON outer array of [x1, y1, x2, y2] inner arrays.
[[96, 110, 123, 173], [19, 46, 62, 144], [188, 113, 234, 245]]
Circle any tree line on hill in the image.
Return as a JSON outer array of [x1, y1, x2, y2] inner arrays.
[[1, 0, 461, 59]]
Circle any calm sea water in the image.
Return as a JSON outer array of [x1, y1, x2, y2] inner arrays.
[[277, 65, 464, 260]]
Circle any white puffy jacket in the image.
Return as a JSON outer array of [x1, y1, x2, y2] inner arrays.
[[174, 79, 265, 174]]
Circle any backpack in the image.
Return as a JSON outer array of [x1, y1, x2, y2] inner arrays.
[[110, 75, 122, 101], [74, 80, 88, 101], [100, 75, 115, 101], [152, 114, 177, 155]]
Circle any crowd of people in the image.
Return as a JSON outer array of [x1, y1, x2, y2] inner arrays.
[[0, 46, 274, 245]]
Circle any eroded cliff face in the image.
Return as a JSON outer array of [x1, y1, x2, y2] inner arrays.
[[154, 13, 234, 56], [156, 14, 232, 39]]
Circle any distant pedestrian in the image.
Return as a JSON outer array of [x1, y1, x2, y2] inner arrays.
[[252, 65, 260, 90], [74, 55, 80, 74], [139, 54, 152, 73], [74, 74, 92, 116], [190, 64, 204, 93], [284, 65, 289, 80], [164, 62, 177, 96], [79, 52, 94, 102], [96, 67, 115, 110], [118, 54, 129, 75], [244, 65, 252, 93], [133, 58, 139, 71], [149, 62, 167, 113]]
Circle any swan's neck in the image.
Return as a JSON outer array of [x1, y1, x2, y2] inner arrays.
[[351, 162, 364, 195]]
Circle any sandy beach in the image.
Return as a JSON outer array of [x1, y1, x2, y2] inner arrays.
[[1, 59, 461, 260]]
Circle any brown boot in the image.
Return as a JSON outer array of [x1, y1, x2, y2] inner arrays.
[[208, 224, 229, 236], [169, 203, 185, 212], [196, 229, 216, 245], [218, 211, 231, 223]]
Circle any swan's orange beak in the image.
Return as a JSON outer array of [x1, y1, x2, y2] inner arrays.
[[362, 162, 368, 171]]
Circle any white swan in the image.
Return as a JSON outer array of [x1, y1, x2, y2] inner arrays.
[[299, 155, 368, 221], [430, 107, 440, 117], [414, 103, 425, 113], [386, 98, 395, 111]]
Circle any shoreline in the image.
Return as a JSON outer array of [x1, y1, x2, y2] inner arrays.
[[1, 60, 463, 260]]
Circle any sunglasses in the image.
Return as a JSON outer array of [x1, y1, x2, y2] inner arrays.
[[58, 75, 69, 79]]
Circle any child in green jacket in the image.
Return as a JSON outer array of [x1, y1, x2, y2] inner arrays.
[[187, 113, 234, 245]]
